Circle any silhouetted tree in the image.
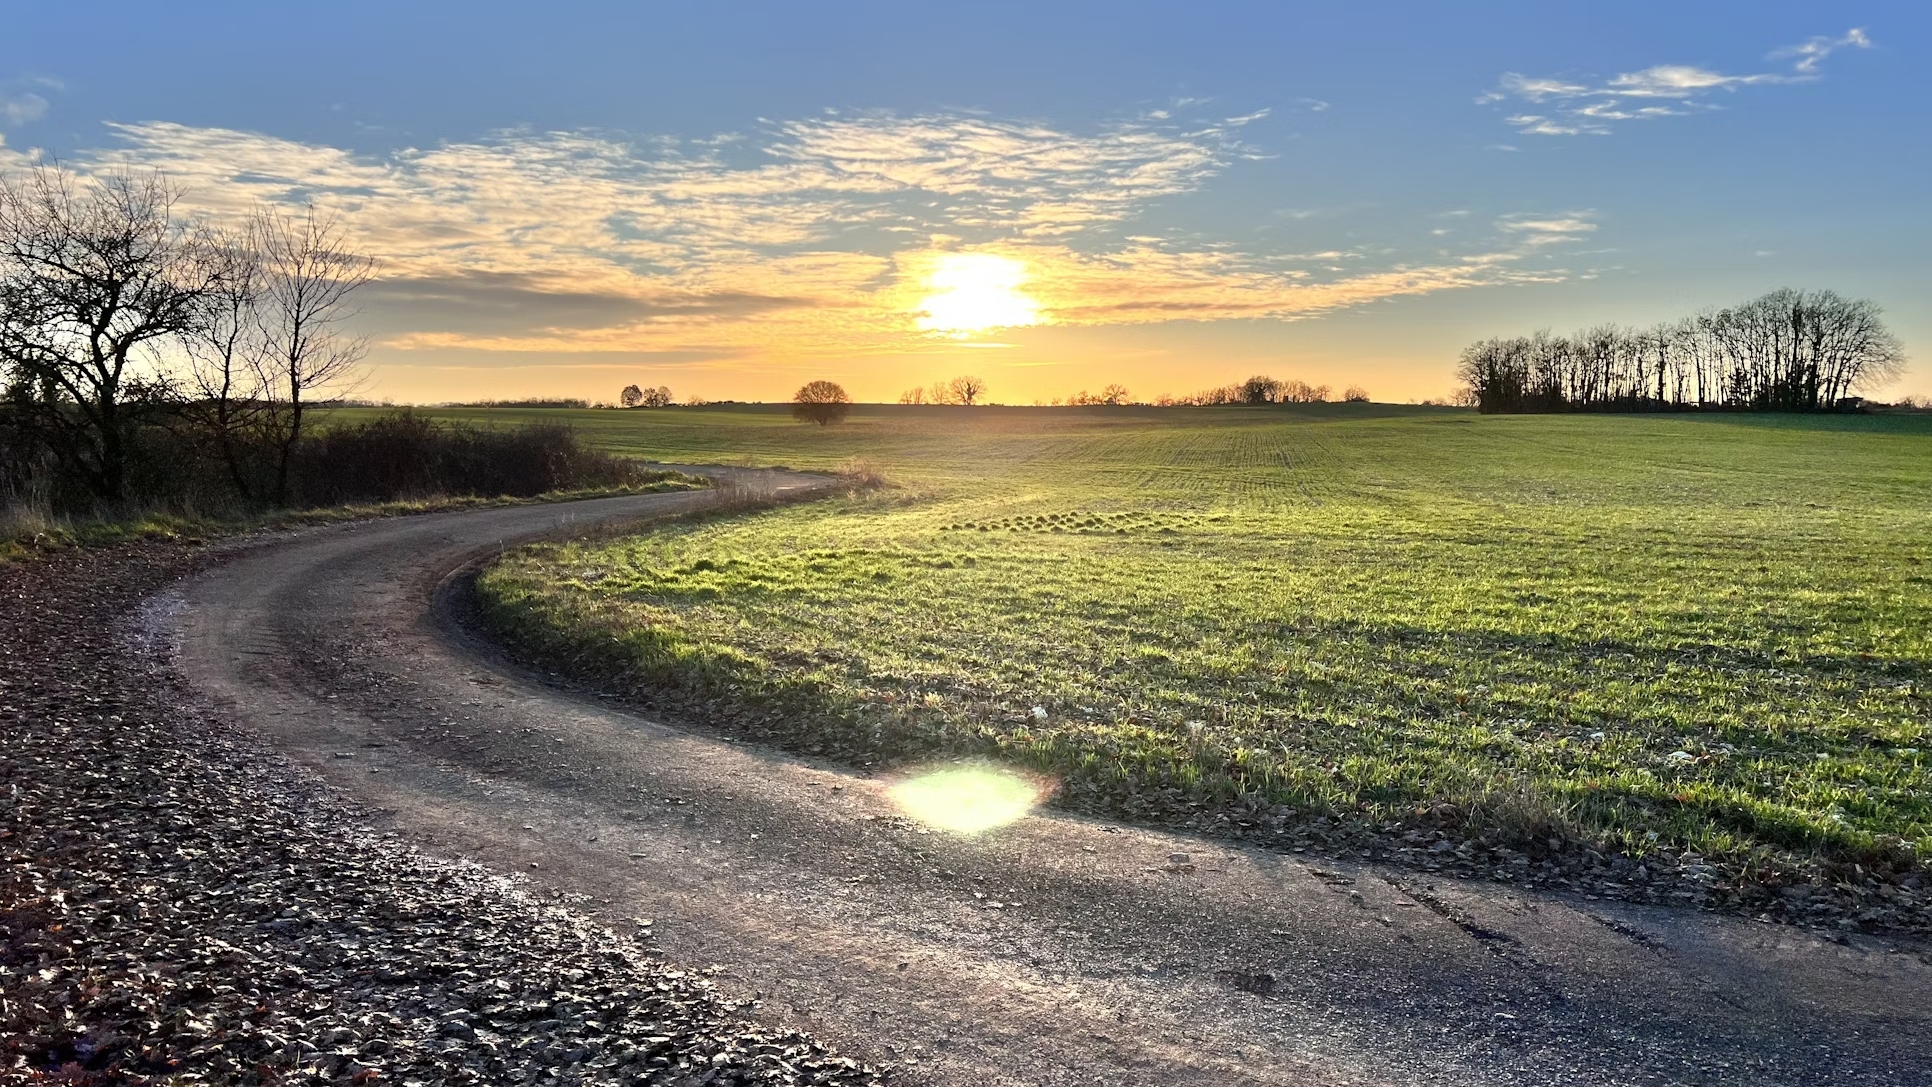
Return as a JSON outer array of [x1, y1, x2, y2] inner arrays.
[[792, 379, 852, 425], [620, 384, 644, 408], [176, 224, 274, 503], [252, 204, 376, 504], [1342, 386, 1370, 403], [1276, 379, 1330, 403], [1068, 384, 1133, 406], [1456, 289, 1905, 414], [947, 375, 987, 405], [0, 166, 226, 501]]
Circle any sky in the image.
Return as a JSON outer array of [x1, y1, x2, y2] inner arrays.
[[1, 2, 1926, 404]]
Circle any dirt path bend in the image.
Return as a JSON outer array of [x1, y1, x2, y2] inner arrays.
[[166, 478, 1932, 1087]]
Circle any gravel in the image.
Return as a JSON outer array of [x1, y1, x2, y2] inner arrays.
[[1, 541, 885, 1086]]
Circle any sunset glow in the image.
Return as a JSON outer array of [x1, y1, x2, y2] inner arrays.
[[0, 7, 1919, 404]]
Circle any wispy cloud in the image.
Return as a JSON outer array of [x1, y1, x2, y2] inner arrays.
[[1497, 212, 1598, 246], [46, 109, 1593, 358], [1480, 28, 1872, 136], [1772, 28, 1872, 74], [1, 93, 47, 126]]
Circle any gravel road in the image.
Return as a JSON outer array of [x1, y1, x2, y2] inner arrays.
[[15, 476, 1932, 1085], [3, 488, 879, 1085]]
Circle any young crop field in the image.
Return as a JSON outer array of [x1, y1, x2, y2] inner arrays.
[[457, 404, 1932, 874]]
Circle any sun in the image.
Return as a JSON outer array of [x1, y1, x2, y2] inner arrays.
[[916, 253, 1041, 337]]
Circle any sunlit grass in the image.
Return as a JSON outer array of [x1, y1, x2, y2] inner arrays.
[[466, 405, 1932, 868]]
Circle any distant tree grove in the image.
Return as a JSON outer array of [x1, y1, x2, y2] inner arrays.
[[1064, 384, 1132, 406], [618, 384, 673, 408], [1457, 288, 1905, 414], [1149, 376, 1365, 406]]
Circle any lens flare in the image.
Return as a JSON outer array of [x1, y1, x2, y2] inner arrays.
[[888, 766, 1041, 835]]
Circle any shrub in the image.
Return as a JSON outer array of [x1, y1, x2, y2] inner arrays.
[[293, 410, 655, 505]]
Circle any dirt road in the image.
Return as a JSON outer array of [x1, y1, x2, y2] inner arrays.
[[166, 478, 1932, 1085]]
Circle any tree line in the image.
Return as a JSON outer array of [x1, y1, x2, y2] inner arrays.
[[1157, 375, 1369, 407], [898, 375, 988, 405], [889, 374, 1371, 408], [1456, 288, 1906, 414]]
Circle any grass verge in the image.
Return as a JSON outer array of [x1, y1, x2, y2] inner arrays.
[[0, 475, 705, 563]]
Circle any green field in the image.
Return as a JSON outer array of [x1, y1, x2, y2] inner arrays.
[[445, 404, 1932, 870]]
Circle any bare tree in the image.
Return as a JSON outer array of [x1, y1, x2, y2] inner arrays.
[[1342, 386, 1370, 403], [791, 379, 852, 426], [175, 226, 272, 502], [947, 374, 986, 406], [1277, 379, 1330, 403], [1456, 288, 1905, 413], [898, 386, 927, 405], [0, 166, 224, 502], [641, 385, 673, 407], [619, 384, 644, 408], [252, 204, 376, 505]]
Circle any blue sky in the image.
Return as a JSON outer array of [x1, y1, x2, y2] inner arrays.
[[2, 2, 1924, 403]]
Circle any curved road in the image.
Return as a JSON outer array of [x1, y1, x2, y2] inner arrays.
[[167, 477, 1932, 1086]]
